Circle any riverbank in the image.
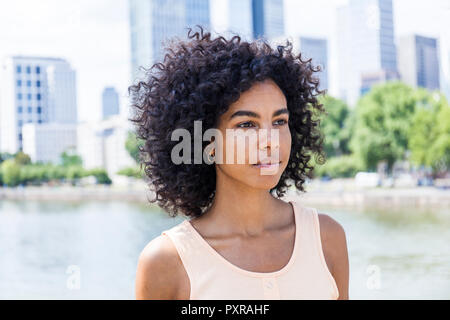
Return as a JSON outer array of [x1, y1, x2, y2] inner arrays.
[[1, 179, 449, 208]]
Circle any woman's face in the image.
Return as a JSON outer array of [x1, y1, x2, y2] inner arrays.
[[213, 78, 292, 190]]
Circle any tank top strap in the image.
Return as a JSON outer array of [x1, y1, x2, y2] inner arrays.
[[293, 203, 340, 298], [293, 203, 323, 256], [161, 219, 210, 285]]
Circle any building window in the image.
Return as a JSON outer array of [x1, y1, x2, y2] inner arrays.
[[17, 93, 22, 100], [18, 120, 23, 127], [38, 119, 42, 124], [18, 133, 22, 141], [37, 106, 41, 114], [28, 106, 32, 113], [27, 80, 32, 87], [37, 93, 41, 100], [17, 80, 22, 87], [17, 65, 22, 73], [27, 93, 32, 100], [26, 66, 31, 74], [18, 106, 23, 113], [36, 80, 41, 87], [36, 66, 40, 74]]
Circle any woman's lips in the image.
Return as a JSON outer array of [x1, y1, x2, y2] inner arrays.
[[252, 161, 281, 169]]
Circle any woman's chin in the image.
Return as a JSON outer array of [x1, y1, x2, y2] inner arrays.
[[245, 168, 283, 189]]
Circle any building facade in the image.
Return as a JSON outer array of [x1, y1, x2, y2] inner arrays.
[[210, 0, 253, 41], [129, 0, 211, 82], [0, 56, 77, 154], [397, 34, 440, 91], [336, 0, 399, 107], [77, 115, 135, 180], [299, 36, 328, 92], [252, 0, 284, 40], [22, 123, 77, 165], [102, 87, 120, 120]]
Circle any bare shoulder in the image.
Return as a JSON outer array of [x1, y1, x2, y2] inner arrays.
[[317, 213, 346, 241], [135, 234, 189, 300], [318, 212, 349, 300]]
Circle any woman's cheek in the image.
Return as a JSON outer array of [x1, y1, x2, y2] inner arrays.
[[279, 127, 291, 161]]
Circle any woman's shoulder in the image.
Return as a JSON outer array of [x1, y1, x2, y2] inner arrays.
[[316, 211, 349, 299], [316, 212, 346, 241], [135, 231, 189, 299], [316, 211, 347, 264]]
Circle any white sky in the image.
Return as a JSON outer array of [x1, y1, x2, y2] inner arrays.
[[0, 0, 449, 122]]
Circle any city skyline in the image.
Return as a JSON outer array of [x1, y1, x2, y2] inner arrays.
[[0, 0, 449, 123]]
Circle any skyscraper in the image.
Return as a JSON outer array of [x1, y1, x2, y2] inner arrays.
[[210, 0, 284, 42], [336, 0, 399, 107], [102, 87, 120, 120], [299, 37, 328, 91], [397, 34, 440, 91], [210, 0, 253, 41], [252, 0, 284, 40], [129, 0, 211, 82], [0, 56, 77, 153]]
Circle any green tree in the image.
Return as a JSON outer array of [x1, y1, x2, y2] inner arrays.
[[125, 130, 145, 163], [0, 159, 21, 187], [319, 95, 354, 157], [60, 149, 83, 167], [117, 166, 144, 179], [65, 165, 85, 185], [14, 151, 31, 165], [314, 154, 364, 178], [350, 81, 418, 172], [0, 152, 14, 164], [86, 168, 112, 185], [409, 91, 450, 176]]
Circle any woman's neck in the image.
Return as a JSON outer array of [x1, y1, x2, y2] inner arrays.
[[201, 172, 286, 237]]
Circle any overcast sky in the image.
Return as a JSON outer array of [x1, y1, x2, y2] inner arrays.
[[0, 0, 449, 122]]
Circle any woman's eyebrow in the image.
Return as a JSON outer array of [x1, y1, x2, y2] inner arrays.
[[229, 108, 289, 120]]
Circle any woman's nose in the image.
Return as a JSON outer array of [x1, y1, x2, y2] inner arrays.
[[258, 127, 280, 151]]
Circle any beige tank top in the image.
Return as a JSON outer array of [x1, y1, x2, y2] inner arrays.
[[161, 200, 339, 300]]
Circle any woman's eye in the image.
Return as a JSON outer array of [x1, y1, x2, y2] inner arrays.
[[237, 121, 255, 128], [274, 119, 288, 126]]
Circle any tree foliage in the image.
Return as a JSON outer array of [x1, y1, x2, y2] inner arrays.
[[318, 95, 353, 157], [125, 130, 145, 164], [60, 150, 83, 167], [350, 81, 418, 172], [408, 91, 450, 175]]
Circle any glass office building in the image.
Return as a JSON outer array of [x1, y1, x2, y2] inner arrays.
[[129, 0, 211, 82], [398, 34, 441, 91], [299, 37, 328, 91], [102, 87, 120, 120], [252, 0, 284, 40], [0, 56, 77, 153], [337, 0, 398, 106]]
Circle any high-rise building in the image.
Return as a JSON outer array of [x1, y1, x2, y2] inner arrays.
[[444, 50, 450, 102], [397, 34, 440, 91], [299, 37, 328, 91], [252, 0, 284, 40], [22, 123, 77, 165], [77, 115, 135, 180], [0, 56, 77, 154], [336, 0, 399, 107], [129, 0, 211, 82], [102, 87, 120, 120], [210, 0, 284, 42], [210, 0, 253, 41]]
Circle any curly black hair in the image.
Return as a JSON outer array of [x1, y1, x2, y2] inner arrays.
[[128, 25, 326, 218]]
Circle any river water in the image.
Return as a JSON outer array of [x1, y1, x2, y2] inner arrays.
[[0, 199, 449, 299]]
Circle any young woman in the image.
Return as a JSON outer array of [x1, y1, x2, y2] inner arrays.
[[130, 26, 349, 300]]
